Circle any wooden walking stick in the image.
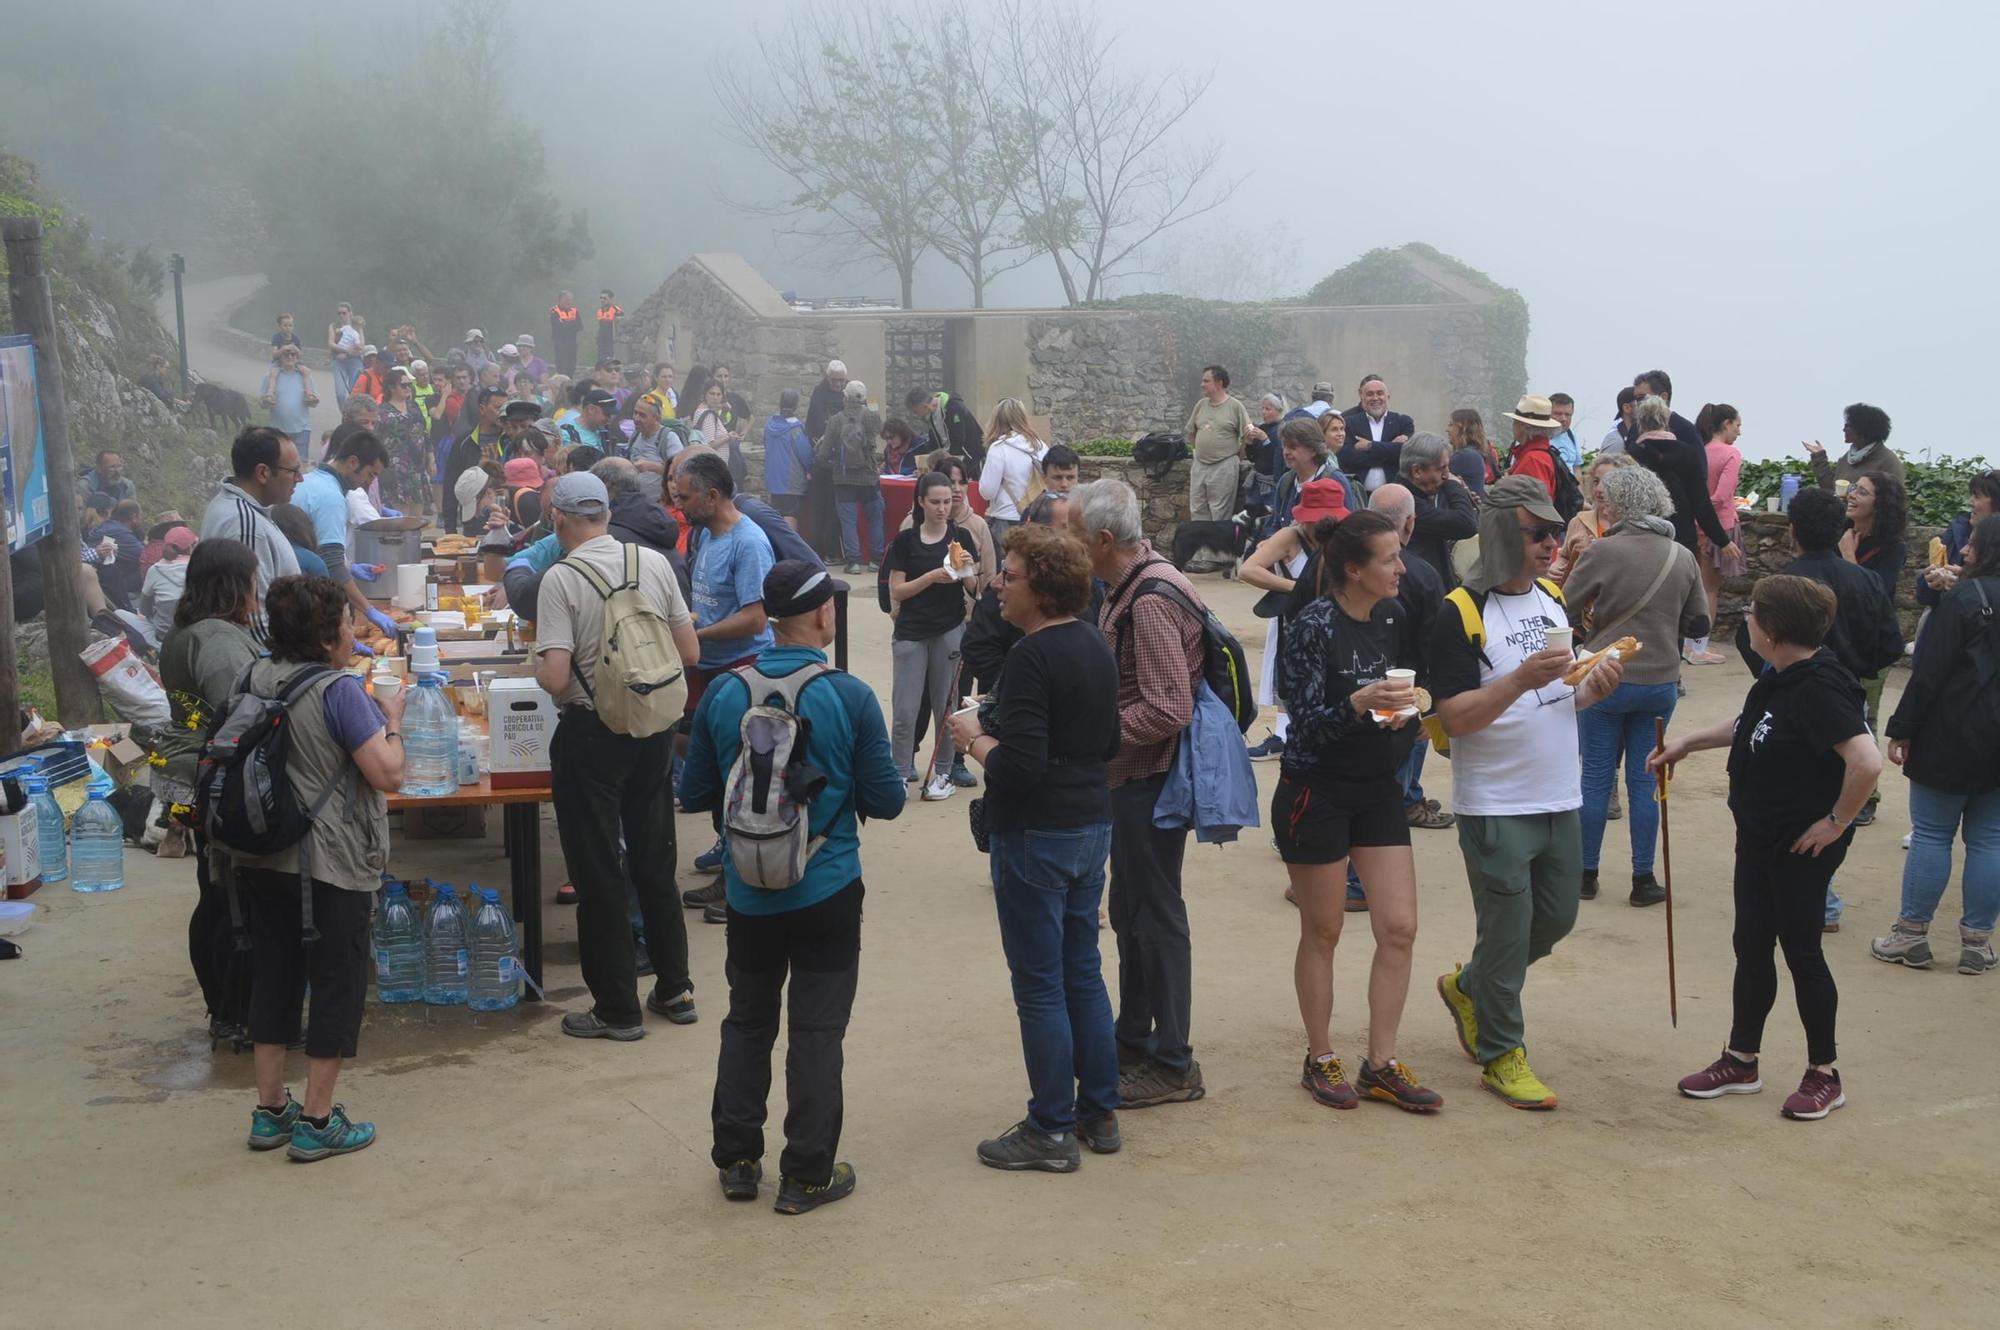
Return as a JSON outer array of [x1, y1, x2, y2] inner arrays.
[[1655, 716, 1679, 1027]]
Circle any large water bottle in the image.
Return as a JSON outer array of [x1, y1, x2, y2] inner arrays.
[[68, 788, 126, 893], [423, 882, 469, 1005], [373, 882, 424, 1002], [26, 775, 68, 885], [466, 885, 521, 1011], [400, 673, 459, 797], [1779, 472, 1801, 512]]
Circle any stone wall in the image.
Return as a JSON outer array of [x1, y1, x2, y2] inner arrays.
[[1719, 511, 1936, 649], [622, 256, 841, 413], [1026, 312, 1179, 440], [1075, 455, 1189, 548]]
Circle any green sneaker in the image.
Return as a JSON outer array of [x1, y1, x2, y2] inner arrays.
[[774, 1161, 856, 1215], [1437, 966, 1480, 1063], [247, 1090, 302, 1151], [286, 1104, 377, 1161], [1481, 1048, 1557, 1110]]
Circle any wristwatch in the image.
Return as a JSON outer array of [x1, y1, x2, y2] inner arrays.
[[1826, 811, 1851, 828]]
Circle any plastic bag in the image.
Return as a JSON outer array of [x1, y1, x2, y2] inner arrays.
[[82, 635, 169, 728]]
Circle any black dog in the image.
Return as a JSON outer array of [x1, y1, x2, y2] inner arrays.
[[1169, 504, 1269, 574], [190, 380, 252, 430]]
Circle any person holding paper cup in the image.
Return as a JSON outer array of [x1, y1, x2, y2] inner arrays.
[[1271, 509, 1441, 1113], [884, 471, 978, 799], [1560, 464, 1708, 905]]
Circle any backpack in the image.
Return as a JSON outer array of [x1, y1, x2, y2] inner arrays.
[[194, 663, 338, 859], [1548, 452, 1586, 523], [723, 663, 837, 890], [1421, 577, 1566, 755], [1115, 572, 1258, 733], [1133, 431, 1189, 482], [558, 544, 687, 737]]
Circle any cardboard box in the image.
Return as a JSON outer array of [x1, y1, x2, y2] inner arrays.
[[488, 677, 555, 788], [2, 807, 44, 899]]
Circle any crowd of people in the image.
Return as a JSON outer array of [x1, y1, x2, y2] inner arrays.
[[79, 298, 1997, 1209]]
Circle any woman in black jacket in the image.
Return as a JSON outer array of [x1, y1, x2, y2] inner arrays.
[[1629, 394, 1738, 564], [1871, 516, 2000, 976]]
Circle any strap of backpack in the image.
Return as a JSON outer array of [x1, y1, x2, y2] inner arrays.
[[289, 665, 345, 944], [551, 553, 634, 704]]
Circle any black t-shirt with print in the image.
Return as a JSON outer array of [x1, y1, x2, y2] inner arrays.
[[885, 522, 970, 641], [1726, 650, 1870, 841], [1278, 596, 1415, 778]]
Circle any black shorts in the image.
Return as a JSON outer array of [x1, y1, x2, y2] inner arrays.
[[768, 493, 804, 517], [1272, 768, 1410, 865], [241, 867, 373, 1059]]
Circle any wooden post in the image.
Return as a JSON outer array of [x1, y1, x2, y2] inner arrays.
[[0, 479, 15, 757], [4, 217, 103, 726]]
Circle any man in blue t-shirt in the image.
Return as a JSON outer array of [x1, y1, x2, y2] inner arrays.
[[293, 433, 398, 643]]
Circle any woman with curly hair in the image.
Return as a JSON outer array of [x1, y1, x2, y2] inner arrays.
[[1840, 468, 1908, 825], [952, 522, 1122, 1173]]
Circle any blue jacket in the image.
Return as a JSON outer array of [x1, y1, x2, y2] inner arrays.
[[680, 643, 906, 914], [1154, 681, 1260, 844], [762, 416, 814, 496]]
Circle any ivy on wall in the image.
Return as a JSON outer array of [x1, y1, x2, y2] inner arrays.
[[1305, 242, 1529, 427], [1099, 292, 1292, 404]]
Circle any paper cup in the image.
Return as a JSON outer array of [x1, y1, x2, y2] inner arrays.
[[373, 675, 404, 704], [1545, 627, 1573, 654], [1385, 668, 1416, 687]]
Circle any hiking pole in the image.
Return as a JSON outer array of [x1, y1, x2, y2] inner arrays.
[[1655, 716, 1679, 1028]]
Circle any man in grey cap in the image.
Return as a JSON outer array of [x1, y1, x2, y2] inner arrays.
[[561, 386, 617, 452], [533, 471, 703, 1041], [1427, 475, 1624, 1112]]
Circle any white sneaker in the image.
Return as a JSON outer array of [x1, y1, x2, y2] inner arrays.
[[1902, 832, 1913, 849], [922, 774, 957, 802]]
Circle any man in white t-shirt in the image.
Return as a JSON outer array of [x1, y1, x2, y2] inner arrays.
[[1427, 475, 1624, 1112]]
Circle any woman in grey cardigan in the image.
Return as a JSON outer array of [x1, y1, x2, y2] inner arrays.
[[1562, 465, 1711, 906]]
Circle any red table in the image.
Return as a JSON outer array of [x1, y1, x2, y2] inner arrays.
[[877, 473, 986, 547]]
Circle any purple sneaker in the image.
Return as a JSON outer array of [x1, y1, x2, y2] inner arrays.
[[1302, 1053, 1358, 1109], [1781, 1068, 1845, 1120], [1677, 1051, 1763, 1099]]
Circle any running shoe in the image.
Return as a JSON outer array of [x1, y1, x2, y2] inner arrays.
[[1869, 921, 1933, 969], [775, 1162, 857, 1214], [1358, 1057, 1442, 1112], [1302, 1053, 1358, 1109], [1247, 733, 1285, 762], [1677, 1051, 1763, 1098], [286, 1104, 377, 1161], [1437, 966, 1480, 1062], [1781, 1068, 1845, 1121], [247, 1090, 302, 1151], [1481, 1048, 1557, 1110]]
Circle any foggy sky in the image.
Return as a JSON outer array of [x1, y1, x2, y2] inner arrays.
[[7, 0, 1993, 464]]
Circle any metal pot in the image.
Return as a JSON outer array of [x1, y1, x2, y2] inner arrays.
[[353, 516, 426, 598]]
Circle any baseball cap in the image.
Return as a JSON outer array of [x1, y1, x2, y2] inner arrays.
[[409, 358, 428, 374], [529, 418, 560, 446], [499, 343, 519, 358], [501, 398, 542, 419], [362, 344, 379, 356], [580, 387, 618, 412], [1484, 474, 1565, 525], [549, 472, 609, 515], [454, 465, 491, 517], [86, 490, 116, 512], [1311, 380, 1336, 397], [162, 524, 197, 554], [763, 560, 847, 619], [465, 328, 485, 342]]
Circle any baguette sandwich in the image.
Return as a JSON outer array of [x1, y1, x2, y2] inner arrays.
[[1563, 636, 1641, 687]]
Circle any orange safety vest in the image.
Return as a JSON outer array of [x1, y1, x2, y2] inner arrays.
[[596, 305, 621, 324], [551, 305, 579, 325]]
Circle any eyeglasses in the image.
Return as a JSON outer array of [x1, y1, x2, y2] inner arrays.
[[273, 464, 303, 479]]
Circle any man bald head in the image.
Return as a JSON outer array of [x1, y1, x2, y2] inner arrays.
[[1369, 481, 1416, 543]]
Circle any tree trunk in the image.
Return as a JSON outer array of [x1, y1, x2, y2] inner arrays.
[[899, 262, 916, 310], [970, 252, 986, 310]]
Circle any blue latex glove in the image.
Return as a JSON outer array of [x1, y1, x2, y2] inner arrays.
[[365, 606, 398, 636], [379, 507, 402, 518], [352, 562, 384, 583], [351, 640, 376, 658]]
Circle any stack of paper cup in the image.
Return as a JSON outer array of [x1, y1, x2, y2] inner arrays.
[[394, 564, 428, 610]]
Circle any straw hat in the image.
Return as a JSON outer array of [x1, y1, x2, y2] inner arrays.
[[1503, 394, 1562, 431]]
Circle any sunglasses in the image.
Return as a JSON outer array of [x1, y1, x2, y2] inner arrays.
[[1522, 523, 1565, 544]]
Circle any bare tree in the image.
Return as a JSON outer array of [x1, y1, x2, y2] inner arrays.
[[985, 0, 1235, 305], [914, 2, 1035, 307], [713, 5, 939, 308]]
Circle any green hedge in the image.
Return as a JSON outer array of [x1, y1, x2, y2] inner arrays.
[[1734, 455, 1990, 527], [1075, 438, 1135, 457]]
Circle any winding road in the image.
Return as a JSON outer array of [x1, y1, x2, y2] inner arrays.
[[158, 272, 342, 438]]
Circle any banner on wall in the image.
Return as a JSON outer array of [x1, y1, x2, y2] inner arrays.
[[0, 334, 53, 553]]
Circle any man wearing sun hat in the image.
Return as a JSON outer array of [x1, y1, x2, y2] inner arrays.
[[1502, 394, 1565, 501]]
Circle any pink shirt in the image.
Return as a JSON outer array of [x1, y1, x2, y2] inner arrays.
[[1705, 442, 1741, 533]]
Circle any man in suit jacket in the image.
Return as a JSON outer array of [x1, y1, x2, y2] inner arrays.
[[1338, 373, 1416, 498]]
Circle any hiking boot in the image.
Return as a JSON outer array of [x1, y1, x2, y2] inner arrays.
[[976, 1120, 1082, 1173], [247, 1090, 302, 1151], [1301, 1052, 1358, 1109], [1854, 802, 1878, 828], [704, 900, 728, 925], [922, 774, 957, 801], [286, 1104, 376, 1161], [1677, 1050, 1763, 1098], [634, 939, 653, 978], [1405, 801, 1456, 830], [560, 1011, 645, 1041], [1580, 869, 1599, 901], [1437, 966, 1480, 1063], [1481, 1048, 1557, 1110], [1781, 1068, 1846, 1121], [680, 879, 725, 909], [1607, 786, 1624, 820], [1119, 1058, 1206, 1108], [1076, 1113, 1122, 1154], [1247, 733, 1285, 762], [1959, 927, 1996, 976], [647, 986, 698, 1024], [774, 1161, 856, 1214], [719, 1158, 762, 1200], [949, 756, 978, 788], [1629, 873, 1666, 908], [1870, 920, 1933, 969], [1358, 1057, 1443, 1112], [692, 840, 726, 874]]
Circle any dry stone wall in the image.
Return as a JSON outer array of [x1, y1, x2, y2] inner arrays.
[[1026, 312, 1179, 440]]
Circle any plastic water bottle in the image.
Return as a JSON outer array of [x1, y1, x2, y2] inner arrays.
[[1779, 472, 1800, 512], [68, 788, 126, 893], [466, 885, 520, 1011], [26, 775, 68, 885], [423, 882, 469, 1005], [373, 882, 424, 1003], [400, 673, 459, 797]]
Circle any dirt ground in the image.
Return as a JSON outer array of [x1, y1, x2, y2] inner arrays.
[[6, 574, 1996, 1329]]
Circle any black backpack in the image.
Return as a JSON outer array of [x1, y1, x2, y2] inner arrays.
[[1548, 452, 1586, 523], [1133, 432, 1189, 483], [194, 664, 338, 860], [1116, 573, 1258, 733]]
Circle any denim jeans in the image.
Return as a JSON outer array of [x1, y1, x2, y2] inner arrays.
[[331, 355, 360, 404], [986, 516, 1015, 552], [836, 488, 884, 563], [1900, 781, 2000, 932], [1578, 679, 1678, 875], [990, 823, 1119, 1133]]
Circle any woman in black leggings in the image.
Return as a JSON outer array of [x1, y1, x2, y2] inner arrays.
[[1649, 575, 1881, 1121]]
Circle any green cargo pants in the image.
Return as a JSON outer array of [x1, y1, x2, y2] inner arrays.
[[1455, 810, 1582, 1065]]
